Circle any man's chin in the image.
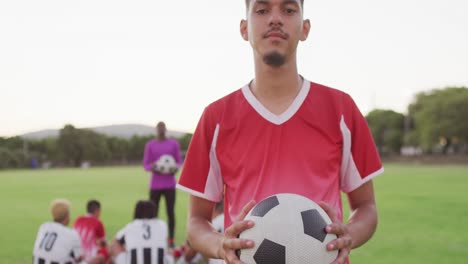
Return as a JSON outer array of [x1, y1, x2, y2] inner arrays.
[[263, 51, 286, 67]]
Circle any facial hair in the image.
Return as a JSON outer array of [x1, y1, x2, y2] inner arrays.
[[263, 51, 285, 67]]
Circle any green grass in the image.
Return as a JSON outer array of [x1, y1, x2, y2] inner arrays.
[[0, 167, 190, 264], [1, 164, 467, 263], [348, 164, 468, 263]]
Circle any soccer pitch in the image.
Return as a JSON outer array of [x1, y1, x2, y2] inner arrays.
[[0, 164, 467, 263]]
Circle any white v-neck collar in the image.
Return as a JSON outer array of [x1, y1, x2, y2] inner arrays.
[[241, 79, 310, 125]]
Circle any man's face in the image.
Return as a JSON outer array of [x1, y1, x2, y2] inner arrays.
[[241, 0, 310, 67], [156, 123, 166, 136]]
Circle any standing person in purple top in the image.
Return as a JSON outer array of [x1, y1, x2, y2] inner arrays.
[[143, 121, 182, 248]]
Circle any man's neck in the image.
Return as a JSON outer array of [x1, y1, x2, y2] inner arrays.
[[156, 135, 166, 141], [253, 56, 301, 94], [87, 213, 98, 218], [250, 55, 303, 115], [54, 220, 67, 226]]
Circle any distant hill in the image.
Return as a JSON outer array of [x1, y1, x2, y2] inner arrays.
[[20, 129, 59, 139], [20, 124, 187, 139]]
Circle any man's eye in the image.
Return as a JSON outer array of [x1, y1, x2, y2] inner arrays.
[[256, 9, 268, 14], [284, 8, 297, 14]]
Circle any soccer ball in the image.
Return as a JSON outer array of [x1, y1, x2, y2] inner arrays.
[[238, 193, 338, 264], [154, 154, 177, 174]]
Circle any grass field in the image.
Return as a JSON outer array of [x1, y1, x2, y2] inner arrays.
[[0, 164, 467, 263]]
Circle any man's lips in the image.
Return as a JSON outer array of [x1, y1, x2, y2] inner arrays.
[[264, 31, 288, 39]]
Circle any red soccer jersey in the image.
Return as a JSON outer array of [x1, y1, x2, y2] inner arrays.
[[177, 79, 383, 228], [73, 215, 105, 261]]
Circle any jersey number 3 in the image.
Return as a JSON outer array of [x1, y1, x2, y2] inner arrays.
[[142, 224, 151, 240]]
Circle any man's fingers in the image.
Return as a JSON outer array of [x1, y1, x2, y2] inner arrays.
[[318, 202, 351, 264], [224, 250, 246, 264], [222, 200, 256, 264], [236, 200, 256, 221], [326, 236, 352, 251], [225, 220, 255, 237], [223, 237, 254, 251], [325, 223, 346, 236], [330, 247, 350, 264], [223, 238, 254, 264], [319, 201, 339, 223]]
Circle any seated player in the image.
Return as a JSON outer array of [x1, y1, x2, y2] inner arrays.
[[110, 200, 174, 264], [73, 200, 109, 264], [33, 199, 82, 263]]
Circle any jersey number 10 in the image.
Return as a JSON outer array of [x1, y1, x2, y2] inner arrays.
[[39, 232, 57, 251]]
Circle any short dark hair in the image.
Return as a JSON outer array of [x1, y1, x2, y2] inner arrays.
[[87, 200, 101, 214], [245, 0, 304, 8], [134, 200, 157, 219]]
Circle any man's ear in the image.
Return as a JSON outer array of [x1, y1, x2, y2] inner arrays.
[[301, 19, 311, 41], [240, 19, 249, 41]]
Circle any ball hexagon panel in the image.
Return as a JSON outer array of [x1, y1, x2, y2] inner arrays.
[[253, 239, 286, 264], [251, 195, 280, 217], [301, 209, 328, 242]]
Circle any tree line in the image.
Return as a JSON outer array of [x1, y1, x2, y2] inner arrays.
[[1, 86, 467, 169], [0, 125, 193, 169], [366, 86, 468, 156]]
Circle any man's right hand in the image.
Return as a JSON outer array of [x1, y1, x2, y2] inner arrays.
[[217, 200, 256, 264]]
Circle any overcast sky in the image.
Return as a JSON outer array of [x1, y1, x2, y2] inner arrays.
[[1, 0, 467, 137]]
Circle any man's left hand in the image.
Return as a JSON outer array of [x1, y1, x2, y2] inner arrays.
[[319, 201, 353, 264]]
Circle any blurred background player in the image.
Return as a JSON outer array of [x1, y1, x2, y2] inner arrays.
[[143, 121, 182, 248], [73, 200, 109, 264], [33, 199, 82, 263], [110, 200, 174, 264]]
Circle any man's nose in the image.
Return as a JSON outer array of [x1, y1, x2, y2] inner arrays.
[[268, 9, 284, 27]]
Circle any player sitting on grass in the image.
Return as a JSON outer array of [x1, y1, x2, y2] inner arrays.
[[110, 200, 174, 264], [33, 199, 82, 264], [73, 199, 109, 264]]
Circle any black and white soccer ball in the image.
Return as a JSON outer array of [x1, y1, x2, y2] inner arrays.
[[239, 193, 338, 264], [154, 154, 177, 174]]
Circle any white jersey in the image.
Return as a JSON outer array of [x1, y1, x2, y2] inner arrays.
[[211, 214, 224, 234], [116, 219, 170, 264], [33, 222, 81, 264]]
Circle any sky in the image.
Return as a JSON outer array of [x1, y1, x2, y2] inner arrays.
[[1, 0, 467, 137]]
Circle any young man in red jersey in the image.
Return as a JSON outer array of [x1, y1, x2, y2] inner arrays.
[[177, 0, 383, 264], [73, 200, 109, 263]]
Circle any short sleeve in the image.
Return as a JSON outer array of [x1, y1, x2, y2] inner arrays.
[[177, 106, 224, 202], [340, 94, 383, 193], [143, 141, 154, 172]]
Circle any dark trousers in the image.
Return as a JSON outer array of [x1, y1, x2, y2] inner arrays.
[[150, 189, 176, 239]]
